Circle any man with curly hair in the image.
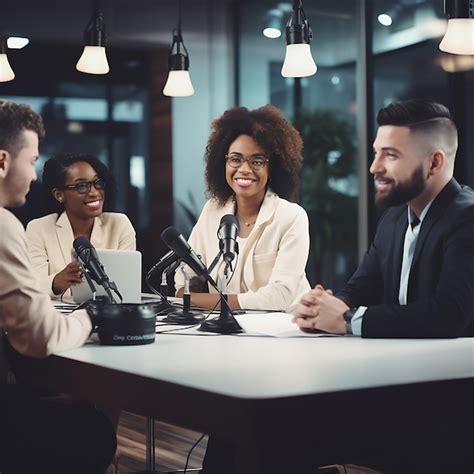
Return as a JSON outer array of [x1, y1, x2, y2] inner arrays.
[[0, 99, 116, 472]]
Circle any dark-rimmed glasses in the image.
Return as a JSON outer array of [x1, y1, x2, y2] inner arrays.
[[225, 154, 269, 171], [60, 178, 106, 195]]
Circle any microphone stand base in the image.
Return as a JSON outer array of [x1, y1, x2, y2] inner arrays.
[[198, 317, 243, 334], [163, 310, 205, 325], [150, 299, 185, 317], [149, 299, 172, 314]]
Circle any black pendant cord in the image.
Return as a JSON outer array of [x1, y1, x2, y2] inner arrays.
[[176, 0, 183, 55], [293, 0, 303, 24]]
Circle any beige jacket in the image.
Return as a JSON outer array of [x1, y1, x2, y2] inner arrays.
[[26, 212, 136, 296], [0, 208, 91, 358], [175, 191, 311, 311]]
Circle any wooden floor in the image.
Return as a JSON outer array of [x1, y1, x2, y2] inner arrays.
[[117, 412, 208, 472], [116, 411, 381, 474]]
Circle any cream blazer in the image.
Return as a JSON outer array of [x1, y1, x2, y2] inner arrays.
[[175, 191, 311, 311], [25, 212, 136, 296], [0, 208, 91, 358]]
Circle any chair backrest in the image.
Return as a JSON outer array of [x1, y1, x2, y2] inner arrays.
[[0, 333, 11, 385]]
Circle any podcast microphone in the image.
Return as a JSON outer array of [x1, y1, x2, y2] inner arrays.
[[73, 237, 111, 288], [146, 250, 180, 279], [219, 214, 240, 264], [73, 237, 155, 345], [160, 227, 216, 287], [145, 250, 182, 314], [73, 236, 121, 303]]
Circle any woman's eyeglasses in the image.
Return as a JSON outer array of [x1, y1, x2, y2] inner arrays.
[[60, 178, 106, 195], [225, 154, 269, 171]]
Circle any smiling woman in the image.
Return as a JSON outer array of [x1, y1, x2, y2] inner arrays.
[[174, 105, 311, 312], [25, 153, 136, 296]]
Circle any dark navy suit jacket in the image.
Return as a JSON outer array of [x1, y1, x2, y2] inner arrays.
[[338, 179, 474, 337]]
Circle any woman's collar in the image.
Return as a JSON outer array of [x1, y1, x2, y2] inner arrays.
[[228, 189, 278, 226]]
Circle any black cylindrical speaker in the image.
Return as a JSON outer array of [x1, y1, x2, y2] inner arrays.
[[96, 303, 156, 345]]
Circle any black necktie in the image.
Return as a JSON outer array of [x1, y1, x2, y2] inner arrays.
[[411, 216, 420, 230]]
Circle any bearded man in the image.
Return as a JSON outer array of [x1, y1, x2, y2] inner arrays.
[[288, 99, 473, 474], [294, 99, 474, 338]]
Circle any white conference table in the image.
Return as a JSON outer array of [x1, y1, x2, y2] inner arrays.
[[43, 334, 474, 472]]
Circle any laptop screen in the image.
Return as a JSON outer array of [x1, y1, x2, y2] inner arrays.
[[71, 249, 142, 304]]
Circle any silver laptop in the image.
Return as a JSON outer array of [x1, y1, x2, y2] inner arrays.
[[71, 249, 142, 304]]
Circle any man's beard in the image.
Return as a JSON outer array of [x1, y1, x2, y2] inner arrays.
[[375, 164, 426, 208]]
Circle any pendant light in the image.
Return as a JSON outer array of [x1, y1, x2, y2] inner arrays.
[[0, 36, 15, 82], [439, 0, 474, 55], [281, 0, 317, 78], [76, 0, 110, 74], [163, 0, 194, 97]]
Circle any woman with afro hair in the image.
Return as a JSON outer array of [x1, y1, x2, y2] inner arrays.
[[175, 104, 310, 311]]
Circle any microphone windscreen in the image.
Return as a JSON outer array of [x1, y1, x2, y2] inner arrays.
[[161, 226, 181, 245], [73, 236, 91, 253], [220, 214, 240, 231]]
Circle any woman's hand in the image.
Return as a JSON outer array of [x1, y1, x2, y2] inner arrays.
[[52, 261, 83, 295]]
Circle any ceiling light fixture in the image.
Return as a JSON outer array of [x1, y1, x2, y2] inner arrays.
[[76, 0, 110, 74], [163, 0, 194, 97], [7, 37, 29, 49], [263, 9, 283, 39], [0, 37, 15, 82], [281, 0, 317, 78], [439, 0, 474, 55], [378, 13, 393, 26]]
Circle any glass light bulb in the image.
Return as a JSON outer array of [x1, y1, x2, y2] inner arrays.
[[163, 70, 195, 97], [76, 46, 110, 74], [281, 44, 317, 78], [0, 53, 15, 82], [439, 19, 474, 55]]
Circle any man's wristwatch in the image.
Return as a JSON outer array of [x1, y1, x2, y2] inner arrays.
[[342, 307, 358, 335]]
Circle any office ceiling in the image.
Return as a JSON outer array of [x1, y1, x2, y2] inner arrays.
[[2, 0, 230, 48]]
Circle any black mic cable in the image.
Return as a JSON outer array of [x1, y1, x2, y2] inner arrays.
[[145, 251, 184, 314], [162, 265, 205, 324]]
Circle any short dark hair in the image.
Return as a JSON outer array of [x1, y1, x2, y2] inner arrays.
[[0, 99, 45, 157], [377, 99, 452, 126], [377, 99, 458, 162], [42, 153, 116, 214], [205, 105, 303, 204]]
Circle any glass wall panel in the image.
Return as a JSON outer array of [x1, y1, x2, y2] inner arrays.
[[372, 0, 474, 188], [4, 80, 150, 232], [239, 0, 360, 289]]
